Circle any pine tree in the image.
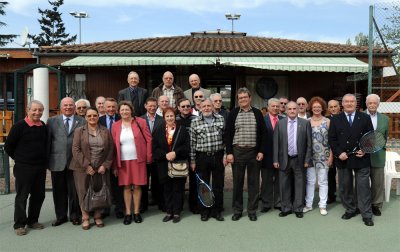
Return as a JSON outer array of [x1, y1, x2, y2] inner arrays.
[[30, 0, 76, 46], [0, 2, 17, 47]]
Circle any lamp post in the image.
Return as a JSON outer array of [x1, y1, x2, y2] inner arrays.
[[69, 11, 89, 44], [225, 13, 241, 32]]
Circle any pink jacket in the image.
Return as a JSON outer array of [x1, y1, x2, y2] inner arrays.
[[111, 117, 152, 170]]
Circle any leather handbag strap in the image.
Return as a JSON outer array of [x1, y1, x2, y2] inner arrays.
[[171, 126, 181, 151]]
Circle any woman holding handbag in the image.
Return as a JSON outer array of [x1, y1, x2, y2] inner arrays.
[[111, 101, 152, 225], [70, 108, 114, 230], [153, 107, 190, 223]]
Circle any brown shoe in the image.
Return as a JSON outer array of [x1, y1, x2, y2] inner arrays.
[[82, 219, 91, 230], [27, 222, 44, 230], [15, 227, 27, 236], [94, 218, 104, 228]]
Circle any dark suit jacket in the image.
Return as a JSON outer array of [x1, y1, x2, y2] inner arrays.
[[224, 106, 267, 155], [262, 113, 283, 169], [47, 115, 85, 171], [152, 123, 190, 183], [117, 87, 148, 116], [99, 114, 121, 129], [328, 111, 374, 169], [140, 114, 163, 136], [273, 117, 312, 170], [69, 124, 114, 171]]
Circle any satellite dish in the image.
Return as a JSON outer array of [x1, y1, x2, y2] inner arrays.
[[20, 27, 29, 47]]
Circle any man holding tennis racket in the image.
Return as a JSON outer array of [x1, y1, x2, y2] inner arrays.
[[328, 93, 374, 226], [190, 98, 225, 221]]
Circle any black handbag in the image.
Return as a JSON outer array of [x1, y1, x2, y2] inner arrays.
[[83, 174, 111, 212]]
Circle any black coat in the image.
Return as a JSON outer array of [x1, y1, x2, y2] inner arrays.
[[99, 114, 121, 129], [152, 123, 190, 183], [328, 111, 374, 169], [262, 113, 283, 168]]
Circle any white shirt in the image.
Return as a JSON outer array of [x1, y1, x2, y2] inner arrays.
[[62, 115, 74, 133], [368, 111, 378, 130], [120, 125, 137, 160]]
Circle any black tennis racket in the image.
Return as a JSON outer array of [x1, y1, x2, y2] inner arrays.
[[347, 130, 386, 155], [195, 172, 215, 208]]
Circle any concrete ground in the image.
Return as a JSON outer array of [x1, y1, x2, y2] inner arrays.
[[0, 191, 399, 252]]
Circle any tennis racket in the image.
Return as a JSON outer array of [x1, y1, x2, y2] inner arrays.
[[347, 130, 386, 155], [195, 172, 215, 208]]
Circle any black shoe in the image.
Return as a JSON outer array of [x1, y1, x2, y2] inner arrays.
[[260, 207, 271, 213], [327, 198, 336, 204], [372, 206, 381, 216], [123, 215, 132, 225], [133, 214, 143, 223], [115, 211, 124, 219], [231, 213, 242, 221], [248, 214, 257, 221], [363, 218, 374, 226], [51, 217, 68, 227], [355, 208, 361, 214], [274, 207, 282, 211], [213, 214, 225, 221], [201, 214, 209, 221], [279, 211, 292, 217], [190, 208, 200, 214], [163, 215, 173, 222], [341, 212, 357, 220], [173, 215, 181, 223], [295, 212, 303, 218], [71, 219, 81, 225]]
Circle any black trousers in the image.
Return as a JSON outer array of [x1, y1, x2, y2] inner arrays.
[[51, 169, 81, 221], [163, 177, 186, 215], [196, 151, 225, 216], [232, 147, 260, 215], [338, 167, 372, 218], [328, 165, 337, 200], [279, 157, 306, 213], [260, 166, 280, 208], [141, 162, 162, 210], [188, 168, 199, 212], [13, 164, 46, 229]]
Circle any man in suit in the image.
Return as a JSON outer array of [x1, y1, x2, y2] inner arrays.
[[327, 99, 341, 204], [75, 99, 90, 117], [273, 101, 312, 218], [225, 87, 267, 221], [328, 93, 374, 226], [151, 71, 184, 108], [191, 90, 204, 116], [183, 74, 211, 105], [210, 93, 229, 123], [95, 96, 106, 117], [118, 71, 149, 116], [260, 98, 283, 213], [47, 97, 85, 226], [279, 97, 289, 117], [98, 98, 124, 219], [140, 97, 164, 212], [365, 94, 389, 216], [296, 97, 310, 119]]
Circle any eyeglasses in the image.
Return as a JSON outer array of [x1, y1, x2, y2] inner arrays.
[[194, 96, 203, 98], [77, 106, 87, 110], [280, 102, 287, 105], [86, 114, 98, 118], [214, 100, 222, 103], [180, 105, 191, 108], [297, 103, 306, 106]]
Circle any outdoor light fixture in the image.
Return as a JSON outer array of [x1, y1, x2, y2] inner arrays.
[[69, 11, 89, 44], [225, 13, 241, 32]]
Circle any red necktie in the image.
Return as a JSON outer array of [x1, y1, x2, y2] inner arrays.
[[272, 116, 278, 129]]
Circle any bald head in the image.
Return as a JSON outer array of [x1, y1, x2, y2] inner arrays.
[[162, 71, 174, 88], [189, 74, 201, 89]]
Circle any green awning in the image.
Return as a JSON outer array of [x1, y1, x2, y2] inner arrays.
[[61, 56, 368, 73]]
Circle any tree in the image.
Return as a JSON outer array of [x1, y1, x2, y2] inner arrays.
[[382, 4, 400, 68], [345, 32, 368, 46], [30, 0, 76, 46], [0, 1, 17, 47]]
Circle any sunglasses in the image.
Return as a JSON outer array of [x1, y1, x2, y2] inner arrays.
[[180, 105, 191, 108], [77, 106, 87, 110], [280, 102, 287, 105], [214, 100, 222, 102], [297, 103, 306, 106], [194, 95, 203, 98]]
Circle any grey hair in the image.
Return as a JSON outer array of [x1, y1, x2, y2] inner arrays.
[[201, 97, 213, 105], [366, 94, 380, 104], [27, 100, 44, 110], [342, 93, 356, 101], [210, 93, 222, 101], [75, 99, 90, 107], [237, 87, 251, 98], [268, 98, 280, 106]]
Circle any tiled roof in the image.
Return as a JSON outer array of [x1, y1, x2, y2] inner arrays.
[[38, 35, 387, 55]]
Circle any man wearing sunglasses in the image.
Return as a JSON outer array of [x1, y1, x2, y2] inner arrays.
[[279, 97, 289, 117], [183, 74, 211, 105], [296, 97, 310, 119], [75, 99, 90, 117], [191, 90, 204, 116]]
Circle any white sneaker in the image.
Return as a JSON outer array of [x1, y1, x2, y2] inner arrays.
[[320, 208, 328, 216], [303, 206, 313, 213]]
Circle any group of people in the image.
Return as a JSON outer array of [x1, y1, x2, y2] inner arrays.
[[4, 70, 389, 236]]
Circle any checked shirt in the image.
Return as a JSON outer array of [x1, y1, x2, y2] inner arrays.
[[189, 113, 225, 163]]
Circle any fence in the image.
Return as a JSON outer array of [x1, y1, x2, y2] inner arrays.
[[0, 111, 13, 143]]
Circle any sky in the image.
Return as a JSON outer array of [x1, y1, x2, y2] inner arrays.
[[0, 0, 394, 47]]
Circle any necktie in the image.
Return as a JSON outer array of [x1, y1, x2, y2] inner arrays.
[[288, 120, 295, 156], [64, 117, 70, 133], [109, 116, 114, 130], [272, 116, 278, 129], [348, 113, 353, 126]]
